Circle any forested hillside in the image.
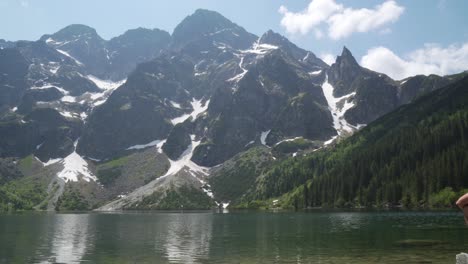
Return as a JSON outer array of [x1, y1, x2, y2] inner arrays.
[[242, 76, 468, 209]]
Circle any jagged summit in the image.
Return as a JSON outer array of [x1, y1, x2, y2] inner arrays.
[[258, 29, 328, 68], [171, 9, 256, 49], [108, 27, 171, 50], [334, 46, 359, 67], [113, 27, 170, 40], [41, 24, 102, 42], [0, 39, 15, 49], [258, 30, 287, 45], [173, 9, 238, 39]]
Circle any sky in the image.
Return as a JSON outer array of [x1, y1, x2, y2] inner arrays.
[[1, 0, 467, 80]]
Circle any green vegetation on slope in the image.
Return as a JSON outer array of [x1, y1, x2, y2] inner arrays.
[[208, 147, 273, 205], [0, 176, 49, 211], [272, 138, 319, 154], [244, 76, 468, 209], [0, 157, 50, 211], [135, 184, 216, 210], [56, 188, 89, 211]]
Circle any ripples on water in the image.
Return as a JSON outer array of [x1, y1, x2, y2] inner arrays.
[[0, 211, 466, 263]]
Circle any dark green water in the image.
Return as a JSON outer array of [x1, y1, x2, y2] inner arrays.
[[0, 211, 467, 263]]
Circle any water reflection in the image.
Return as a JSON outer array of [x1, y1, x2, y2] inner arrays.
[[155, 213, 212, 263], [1, 212, 467, 264], [329, 212, 365, 232], [40, 214, 93, 264]]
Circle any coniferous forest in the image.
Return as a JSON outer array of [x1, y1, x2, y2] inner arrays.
[[244, 76, 468, 209]]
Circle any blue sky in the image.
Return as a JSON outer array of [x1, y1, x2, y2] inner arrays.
[[1, 0, 467, 79]]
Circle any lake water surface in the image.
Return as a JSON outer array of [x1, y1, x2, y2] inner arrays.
[[0, 211, 467, 263]]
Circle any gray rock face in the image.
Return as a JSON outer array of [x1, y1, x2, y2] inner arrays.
[[107, 28, 171, 80], [326, 47, 466, 127], [162, 121, 193, 160], [259, 30, 327, 69], [457, 253, 468, 264], [76, 56, 194, 159], [172, 9, 257, 51], [41, 24, 171, 81], [0, 48, 29, 110]]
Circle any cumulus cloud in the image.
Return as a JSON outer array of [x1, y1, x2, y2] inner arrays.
[[327, 1, 404, 40], [360, 43, 468, 80], [320, 53, 336, 66], [279, 0, 404, 40], [279, 0, 342, 35]]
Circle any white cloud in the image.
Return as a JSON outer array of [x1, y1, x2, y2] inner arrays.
[[314, 29, 324, 39], [360, 43, 468, 80], [279, 0, 343, 35], [327, 1, 404, 40], [320, 53, 336, 66], [279, 0, 404, 40]]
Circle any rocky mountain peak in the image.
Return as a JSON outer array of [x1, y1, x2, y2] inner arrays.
[[173, 9, 236, 39], [42, 24, 102, 43], [335, 46, 359, 68], [113, 28, 170, 42], [258, 30, 288, 46], [0, 39, 15, 49], [258, 30, 327, 68], [172, 9, 256, 50]]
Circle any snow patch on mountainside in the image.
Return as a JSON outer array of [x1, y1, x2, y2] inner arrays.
[[321, 75, 358, 135], [162, 135, 209, 178], [227, 40, 278, 86], [43, 158, 62, 166], [76, 75, 127, 108], [260, 130, 271, 146], [170, 101, 182, 109], [274, 137, 303, 146], [171, 98, 210, 125], [227, 56, 248, 83], [31, 83, 69, 95], [61, 96, 76, 103], [59, 111, 77, 118], [49, 63, 61, 74], [97, 135, 211, 211], [56, 49, 84, 66], [86, 75, 126, 91], [126, 139, 165, 151], [242, 42, 278, 55], [309, 70, 322, 75], [162, 135, 213, 200], [56, 141, 97, 182], [38, 142, 97, 182], [324, 136, 338, 146]]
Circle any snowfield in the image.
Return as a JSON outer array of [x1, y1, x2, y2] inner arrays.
[[126, 139, 165, 151], [40, 141, 97, 182], [321, 75, 358, 135], [171, 98, 210, 125], [260, 130, 271, 146], [86, 75, 126, 91], [56, 49, 84, 66]]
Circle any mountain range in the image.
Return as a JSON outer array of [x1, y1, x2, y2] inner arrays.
[[0, 9, 466, 211]]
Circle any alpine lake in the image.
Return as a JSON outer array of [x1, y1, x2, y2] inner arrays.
[[0, 210, 467, 263]]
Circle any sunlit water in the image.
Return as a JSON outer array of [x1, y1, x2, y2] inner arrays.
[[0, 211, 467, 263]]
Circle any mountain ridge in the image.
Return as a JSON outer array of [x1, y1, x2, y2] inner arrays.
[[0, 9, 466, 211]]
